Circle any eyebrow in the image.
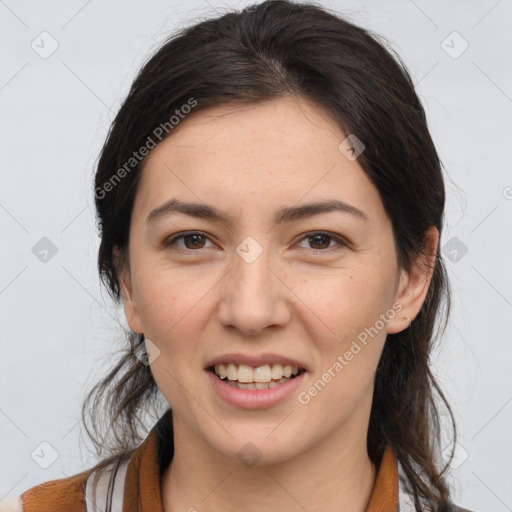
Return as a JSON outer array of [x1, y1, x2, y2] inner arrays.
[[146, 198, 369, 226]]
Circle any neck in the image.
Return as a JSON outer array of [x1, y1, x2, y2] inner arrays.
[[161, 416, 378, 512]]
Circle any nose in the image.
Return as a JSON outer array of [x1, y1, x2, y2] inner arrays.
[[217, 244, 290, 336]]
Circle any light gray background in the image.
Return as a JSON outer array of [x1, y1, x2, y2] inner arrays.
[[1, 0, 511, 510]]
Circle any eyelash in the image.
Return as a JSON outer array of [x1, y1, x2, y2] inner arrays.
[[163, 231, 347, 253]]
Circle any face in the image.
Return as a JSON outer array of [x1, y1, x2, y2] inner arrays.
[[118, 95, 437, 466]]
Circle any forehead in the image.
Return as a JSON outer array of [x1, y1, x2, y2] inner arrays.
[[134, 96, 385, 224], [150, 96, 344, 151]]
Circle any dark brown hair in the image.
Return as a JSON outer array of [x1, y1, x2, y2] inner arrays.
[[83, 1, 457, 509]]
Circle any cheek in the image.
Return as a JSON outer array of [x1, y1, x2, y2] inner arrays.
[[133, 262, 214, 334], [296, 264, 393, 401], [150, 358, 194, 420], [295, 264, 394, 341], [141, 290, 204, 412]]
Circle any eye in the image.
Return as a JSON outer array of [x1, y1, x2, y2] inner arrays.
[[296, 231, 347, 252], [164, 231, 214, 251], [163, 230, 347, 253]]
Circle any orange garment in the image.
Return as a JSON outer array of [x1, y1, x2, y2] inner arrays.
[[16, 413, 399, 512]]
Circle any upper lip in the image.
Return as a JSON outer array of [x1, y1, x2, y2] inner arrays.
[[205, 352, 308, 371]]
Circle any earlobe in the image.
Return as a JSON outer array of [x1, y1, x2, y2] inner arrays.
[[386, 226, 438, 335], [115, 248, 144, 334]]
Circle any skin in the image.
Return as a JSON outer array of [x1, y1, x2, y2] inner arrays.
[[117, 95, 438, 512]]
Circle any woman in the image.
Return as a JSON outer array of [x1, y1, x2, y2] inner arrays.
[[1, 0, 477, 510]]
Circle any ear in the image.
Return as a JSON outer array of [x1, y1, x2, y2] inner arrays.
[[386, 226, 439, 335], [114, 246, 144, 334]]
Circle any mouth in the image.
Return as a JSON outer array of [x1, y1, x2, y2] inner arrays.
[[208, 363, 307, 390]]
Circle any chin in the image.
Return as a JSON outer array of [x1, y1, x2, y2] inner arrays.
[[203, 425, 309, 468]]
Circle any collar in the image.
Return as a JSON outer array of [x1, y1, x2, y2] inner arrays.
[[120, 410, 399, 511]]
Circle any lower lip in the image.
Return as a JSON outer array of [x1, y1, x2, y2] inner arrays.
[[206, 369, 306, 410]]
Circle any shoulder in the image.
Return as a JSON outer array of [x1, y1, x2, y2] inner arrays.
[[0, 418, 163, 512], [0, 469, 91, 512]]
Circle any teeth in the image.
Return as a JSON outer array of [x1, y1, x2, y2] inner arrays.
[[271, 364, 283, 379], [254, 364, 271, 383], [238, 364, 254, 383], [225, 363, 237, 381], [214, 363, 300, 383], [224, 377, 294, 390]]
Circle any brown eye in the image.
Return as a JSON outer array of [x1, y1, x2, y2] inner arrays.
[[308, 234, 332, 250], [297, 232, 346, 252], [182, 234, 206, 249], [164, 231, 213, 251]]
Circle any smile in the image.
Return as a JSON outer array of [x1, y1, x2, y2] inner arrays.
[[210, 362, 304, 389]]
